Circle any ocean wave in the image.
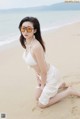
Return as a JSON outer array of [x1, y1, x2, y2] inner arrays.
[[0, 19, 80, 47]]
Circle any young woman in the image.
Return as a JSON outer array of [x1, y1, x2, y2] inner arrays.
[[19, 16, 80, 108]]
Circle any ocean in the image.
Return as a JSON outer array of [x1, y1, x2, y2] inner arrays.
[[0, 9, 80, 47]]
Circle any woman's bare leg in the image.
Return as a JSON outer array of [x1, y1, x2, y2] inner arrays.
[[35, 87, 42, 100], [35, 82, 68, 101], [59, 82, 70, 89], [38, 87, 80, 108], [59, 82, 66, 89]]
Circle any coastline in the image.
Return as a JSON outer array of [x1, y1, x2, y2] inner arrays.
[[0, 20, 80, 48], [0, 21, 80, 119], [42, 19, 80, 32]]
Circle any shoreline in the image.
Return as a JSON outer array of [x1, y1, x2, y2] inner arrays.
[[0, 20, 80, 49], [42, 19, 80, 32]]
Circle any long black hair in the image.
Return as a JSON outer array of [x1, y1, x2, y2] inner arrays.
[[19, 16, 46, 52]]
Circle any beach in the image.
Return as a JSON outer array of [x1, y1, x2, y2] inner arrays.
[[0, 22, 80, 119]]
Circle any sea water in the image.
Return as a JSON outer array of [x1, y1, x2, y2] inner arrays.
[[0, 9, 80, 47]]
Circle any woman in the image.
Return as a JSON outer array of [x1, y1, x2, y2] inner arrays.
[[19, 16, 80, 108]]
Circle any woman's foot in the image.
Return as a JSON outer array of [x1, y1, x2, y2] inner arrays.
[[59, 82, 71, 89], [60, 81, 80, 89], [68, 86, 80, 97]]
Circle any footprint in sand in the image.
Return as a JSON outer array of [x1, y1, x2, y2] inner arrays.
[[71, 96, 75, 104], [71, 106, 78, 114], [32, 106, 43, 113], [32, 107, 36, 112]]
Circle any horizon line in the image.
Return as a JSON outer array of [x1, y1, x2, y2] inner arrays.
[[0, 2, 63, 10]]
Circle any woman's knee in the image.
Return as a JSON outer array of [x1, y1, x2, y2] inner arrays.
[[35, 96, 39, 101], [38, 102, 47, 108]]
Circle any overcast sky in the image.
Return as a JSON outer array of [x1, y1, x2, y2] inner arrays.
[[0, 0, 64, 9]]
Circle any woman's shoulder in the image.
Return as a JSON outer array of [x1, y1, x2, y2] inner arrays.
[[32, 39, 43, 53]]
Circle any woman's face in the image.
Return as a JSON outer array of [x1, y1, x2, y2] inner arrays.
[[21, 21, 36, 39]]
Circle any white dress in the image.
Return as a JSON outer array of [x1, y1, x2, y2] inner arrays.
[[39, 65, 61, 105]]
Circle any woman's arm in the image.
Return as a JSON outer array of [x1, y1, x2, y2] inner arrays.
[[33, 44, 47, 89], [36, 74, 41, 87]]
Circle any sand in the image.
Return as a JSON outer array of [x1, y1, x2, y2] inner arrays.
[[0, 22, 80, 119]]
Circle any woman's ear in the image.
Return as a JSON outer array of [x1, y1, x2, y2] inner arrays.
[[34, 29, 37, 34]]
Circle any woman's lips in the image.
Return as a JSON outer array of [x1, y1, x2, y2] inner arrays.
[[24, 35, 28, 37]]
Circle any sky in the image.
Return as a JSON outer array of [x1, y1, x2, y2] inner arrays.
[[0, 0, 64, 9]]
